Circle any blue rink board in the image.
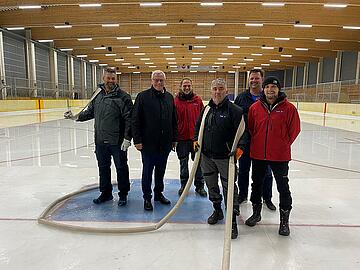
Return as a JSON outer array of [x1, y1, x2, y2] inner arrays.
[[50, 179, 224, 224]]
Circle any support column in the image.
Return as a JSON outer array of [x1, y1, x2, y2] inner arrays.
[[0, 32, 6, 99], [355, 52, 360, 85], [234, 68, 239, 99], [92, 64, 97, 91], [292, 66, 297, 89], [67, 55, 74, 98], [334, 51, 342, 82], [25, 30, 37, 97], [317, 58, 323, 84], [80, 61, 86, 98], [303, 62, 309, 87], [49, 48, 59, 98]]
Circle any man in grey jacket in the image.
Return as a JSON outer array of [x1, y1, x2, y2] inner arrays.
[[65, 68, 133, 206]]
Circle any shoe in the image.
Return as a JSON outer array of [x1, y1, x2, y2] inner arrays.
[[178, 184, 185, 196], [144, 200, 153, 211], [245, 203, 262, 227], [207, 209, 224, 225], [264, 199, 276, 211], [93, 192, 113, 204], [195, 186, 207, 197], [118, 195, 127, 206], [279, 209, 291, 236], [154, 193, 171, 205], [238, 197, 248, 204], [231, 222, 238, 239]]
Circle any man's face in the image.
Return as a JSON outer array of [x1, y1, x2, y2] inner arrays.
[[264, 83, 280, 101], [103, 72, 117, 90], [249, 72, 263, 91], [152, 73, 165, 91], [180, 80, 193, 95], [211, 84, 228, 105]]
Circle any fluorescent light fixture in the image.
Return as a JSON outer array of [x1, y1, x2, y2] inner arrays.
[[262, 2, 285, 7], [192, 52, 204, 55], [324, 4, 347, 8], [233, 66, 241, 68], [116, 72, 122, 75], [18, 5, 41, 9], [140, 2, 162, 7], [54, 25, 72, 29], [149, 65, 157, 68], [76, 55, 87, 58], [201, 2, 223, 6], [94, 47, 106, 50], [79, 4, 102, 8], [102, 24, 119, 27], [38, 39, 53, 43], [134, 53, 145, 55], [122, 63, 131, 65], [253, 66, 262, 69], [115, 59, 124, 61], [235, 36, 250, 39], [105, 53, 116, 56], [117, 36, 131, 40], [212, 65, 220, 68], [281, 54, 292, 57], [145, 62, 154, 64], [262, 46, 274, 50], [194, 45, 207, 48], [197, 23, 216, 26], [218, 58, 228, 60], [7, 27, 25, 30], [89, 60, 99, 63], [149, 23, 167, 26], [78, 38, 92, 41], [191, 62, 200, 64], [315, 38, 331, 42], [343, 26, 360, 30], [209, 70, 217, 73], [238, 62, 246, 65], [275, 37, 290, 40], [228, 45, 240, 48], [168, 62, 177, 64], [270, 59, 280, 62], [228, 71, 236, 74], [156, 36, 171, 39], [166, 58, 176, 60], [171, 70, 179, 73], [191, 65, 199, 68], [128, 66, 136, 69], [222, 53, 233, 55], [192, 57, 202, 60], [251, 53, 263, 56], [60, 48, 73, 51], [127, 46, 140, 49], [245, 23, 263, 27], [296, 48, 308, 51], [190, 70, 197, 73], [261, 63, 270, 66], [160, 45, 173, 48], [140, 58, 151, 61], [195, 36, 210, 39], [244, 58, 254, 61], [169, 65, 177, 68], [99, 64, 108, 66], [163, 52, 175, 55], [294, 24, 313, 28], [133, 72, 141, 74], [214, 62, 223, 65]]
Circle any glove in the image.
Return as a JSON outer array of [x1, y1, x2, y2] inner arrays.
[[193, 141, 200, 152], [121, 139, 131, 151], [229, 148, 243, 160], [64, 110, 73, 119]]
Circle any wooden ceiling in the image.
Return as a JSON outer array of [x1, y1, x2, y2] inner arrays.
[[1, 0, 360, 73]]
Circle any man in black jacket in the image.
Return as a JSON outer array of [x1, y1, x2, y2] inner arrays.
[[194, 78, 248, 239], [234, 69, 276, 211], [132, 70, 178, 211], [65, 68, 133, 206]]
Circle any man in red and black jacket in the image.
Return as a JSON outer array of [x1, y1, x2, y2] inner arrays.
[[175, 78, 207, 197], [245, 76, 300, 236]]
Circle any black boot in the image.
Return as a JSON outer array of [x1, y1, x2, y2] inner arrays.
[[279, 209, 291, 236], [93, 192, 113, 204], [195, 186, 207, 197], [231, 212, 238, 239], [245, 203, 262, 227], [264, 199, 276, 211], [207, 204, 224, 224], [178, 184, 186, 196]]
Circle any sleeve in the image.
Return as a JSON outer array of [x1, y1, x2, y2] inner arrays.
[[287, 105, 301, 145], [131, 94, 143, 144], [122, 94, 134, 141], [76, 99, 95, 122], [193, 107, 205, 141], [247, 104, 255, 137], [172, 98, 178, 142]]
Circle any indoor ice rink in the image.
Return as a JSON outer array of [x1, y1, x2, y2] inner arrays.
[[1, 1, 360, 270]]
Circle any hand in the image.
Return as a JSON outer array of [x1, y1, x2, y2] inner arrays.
[[229, 148, 243, 160], [135, 143, 143, 151], [172, 142, 177, 152], [193, 141, 200, 152], [121, 139, 131, 151], [64, 110, 74, 119]]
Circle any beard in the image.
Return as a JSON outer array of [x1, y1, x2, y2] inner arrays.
[[106, 82, 116, 90]]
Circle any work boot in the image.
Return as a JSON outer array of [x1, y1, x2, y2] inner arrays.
[[231, 213, 238, 239], [264, 199, 276, 211], [207, 208, 224, 225], [195, 186, 207, 197], [118, 194, 127, 206], [154, 193, 171, 205], [144, 200, 153, 211], [178, 184, 186, 196], [93, 192, 113, 204], [279, 209, 291, 236], [245, 203, 262, 227]]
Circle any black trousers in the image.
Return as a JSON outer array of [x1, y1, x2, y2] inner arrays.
[[176, 140, 204, 188], [141, 151, 169, 200], [250, 159, 292, 210], [95, 144, 130, 197]]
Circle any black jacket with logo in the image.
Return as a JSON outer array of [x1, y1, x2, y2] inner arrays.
[[77, 84, 133, 145], [131, 86, 178, 154]]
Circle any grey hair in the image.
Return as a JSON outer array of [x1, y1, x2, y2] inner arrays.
[[151, 70, 166, 80], [211, 78, 227, 89]]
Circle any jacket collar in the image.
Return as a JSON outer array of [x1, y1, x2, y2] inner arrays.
[[209, 96, 229, 108], [259, 91, 287, 108]]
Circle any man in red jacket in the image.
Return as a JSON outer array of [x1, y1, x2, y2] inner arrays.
[[175, 78, 207, 197], [245, 76, 300, 236]]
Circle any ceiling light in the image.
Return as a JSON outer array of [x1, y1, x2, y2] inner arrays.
[[140, 58, 151, 61], [194, 45, 207, 48], [294, 24, 313, 28], [281, 54, 292, 57], [245, 23, 263, 27], [79, 4, 102, 8], [228, 45, 240, 48], [168, 62, 177, 64], [262, 2, 285, 7], [218, 58, 228, 60], [238, 63, 246, 65], [315, 38, 331, 42], [128, 66, 136, 69], [191, 62, 200, 64], [200, 2, 223, 6], [261, 63, 270, 66], [105, 53, 116, 56], [253, 66, 262, 69], [116, 72, 122, 75], [127, 46, 140, 49], [228, 71, 236, 73], [270, 59, 280, 62], [261, 46, 274, 50], [233, 66, 241, 68], [166, 58, 176, 60], [78, 38, 92, 41], [164, 52, 175, 55], [214, 62, 223, 65], [140, 2, 162, 7], [296, 48, 308, 51], [145, 62, 154, 65], [169, 65, 177, 68], [209, 70, 217, 73], [191, 65, 199, 68], [195, 36, 210, 39], [117, 37, 131, 40], [60, 48, 73, 51], [197, 23, 216, 26], [251, 53, 263, 56], [212, 65, 220, 68], [102, 24, 119, 27], [7, 27, 25, 30], [99, 64, 108, 66], [192, 58, 202, 60], [89, 60, 99, 63], [149, 23, 167, 26], [133, 72, 141, 74], [122, 63, 131, 65], [149, 65, 157, 68], [156, 36, 171, 39], [18, 5, 41, 9], [244, 58, 254, 61], [192, 52, 204, 55], [190, 70, 197, 73], [54, 25, 72, 29], [171, 70, 179, 73], [324, 4, 347, 8], [343, 26, 360, 30], [76, 54, 87, 58], [94, 47, 106, 50], [115, 59, 124, 61], [222, 53, 233, 55], [160, 45, 173, 48], [134, 53, 145, 55], [275, 37, 290, 40], [235, 36, 250, 39], [38, 39, 53, 43]]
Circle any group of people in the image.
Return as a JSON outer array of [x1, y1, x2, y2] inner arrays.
[[64, 67, 300, 239]]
